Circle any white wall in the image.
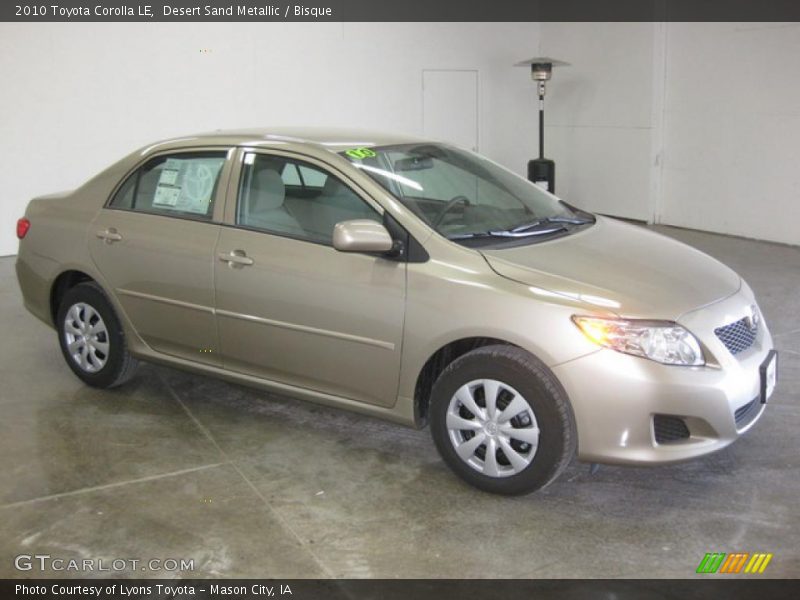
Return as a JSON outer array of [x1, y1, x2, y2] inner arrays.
[[0, 22, 541, 256], [538, 22, 657, 221], [659, 23, 800, 245], [541, 22, 800, 246], [7, 22, 793, 253]]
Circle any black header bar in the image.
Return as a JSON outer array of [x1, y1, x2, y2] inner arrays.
[[3, 0, 800, 22], [3, 579, 800, 600]]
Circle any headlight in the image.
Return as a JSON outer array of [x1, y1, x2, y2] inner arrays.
[[572, 316, 705, 366]]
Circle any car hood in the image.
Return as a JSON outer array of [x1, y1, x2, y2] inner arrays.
[[480, 216, 741, 320]]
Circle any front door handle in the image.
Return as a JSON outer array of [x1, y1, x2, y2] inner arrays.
[[218, 250, 254, 267], [96, 228, 123, 244]]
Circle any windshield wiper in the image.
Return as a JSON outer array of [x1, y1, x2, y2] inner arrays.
[[447, 215, 593, 241], [507, 216, 593, 233], [447, 231, 507, 240], [448, 226, 566, 240], [487, 225, 567, 238]]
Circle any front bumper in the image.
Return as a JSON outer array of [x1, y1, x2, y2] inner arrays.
[[553, 288, 774, 465]]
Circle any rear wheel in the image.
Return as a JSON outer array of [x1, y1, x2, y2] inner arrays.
[[56, 282, 139, 388], [429, 345, 576, 495]]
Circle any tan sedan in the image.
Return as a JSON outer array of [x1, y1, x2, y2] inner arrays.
[[15, 129, 777, 494]]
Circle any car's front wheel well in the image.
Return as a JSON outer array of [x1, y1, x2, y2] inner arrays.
[[50, 270, 94, 325], [414, 337, 513, 427]]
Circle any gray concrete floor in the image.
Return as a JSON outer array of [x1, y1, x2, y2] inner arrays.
[[0, 225, 798, 579]]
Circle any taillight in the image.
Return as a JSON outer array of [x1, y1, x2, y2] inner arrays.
[[16, 218, 30, 239]]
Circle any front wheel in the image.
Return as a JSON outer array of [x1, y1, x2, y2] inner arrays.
[[56, 282, 139, 388], [429, 345, 576, 495]]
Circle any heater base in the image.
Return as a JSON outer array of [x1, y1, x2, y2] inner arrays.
[[528, 158, 555, 194]]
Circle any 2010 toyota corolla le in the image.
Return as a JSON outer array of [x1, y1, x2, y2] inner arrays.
[[15, 128, 778, 495]]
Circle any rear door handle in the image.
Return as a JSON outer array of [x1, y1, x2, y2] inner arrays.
[[218, 250, 254, 267], [96, 228, 123, 243]]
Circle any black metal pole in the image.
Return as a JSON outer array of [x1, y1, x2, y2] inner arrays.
[[538, 92, 545, 159], [528, 83, 556, 193]]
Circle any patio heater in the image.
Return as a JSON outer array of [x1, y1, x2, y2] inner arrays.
[[514, 57, 570, 193]]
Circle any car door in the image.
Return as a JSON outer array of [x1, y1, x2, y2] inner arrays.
[[214, 149, 406, 407], [89, 148, 232, 366]]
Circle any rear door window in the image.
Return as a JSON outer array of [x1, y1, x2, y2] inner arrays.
[[109, 152, 227, 220]]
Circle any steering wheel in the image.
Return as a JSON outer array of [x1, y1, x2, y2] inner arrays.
[[431, 195, 471, 229]]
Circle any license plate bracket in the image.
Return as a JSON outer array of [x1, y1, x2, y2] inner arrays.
[[760, 350, 778, 404]]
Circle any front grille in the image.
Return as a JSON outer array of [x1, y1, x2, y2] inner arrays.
[[715, 317, 757, 356], [735, 397, 762, 429], [654, 415, 690, 444]]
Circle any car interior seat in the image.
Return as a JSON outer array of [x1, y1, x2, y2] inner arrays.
[[244, 168, 302, 235]]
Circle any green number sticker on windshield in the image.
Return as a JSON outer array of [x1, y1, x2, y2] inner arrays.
[[345, 148, 377, 160]]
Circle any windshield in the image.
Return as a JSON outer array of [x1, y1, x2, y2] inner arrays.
[[339, 143, 592, 243]]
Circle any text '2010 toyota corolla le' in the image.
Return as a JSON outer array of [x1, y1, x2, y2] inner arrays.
[[16, 129, 778, 495]]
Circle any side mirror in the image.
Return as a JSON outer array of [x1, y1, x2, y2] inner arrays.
[[333, 219, 394, 253]]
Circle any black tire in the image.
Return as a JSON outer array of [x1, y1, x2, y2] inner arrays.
[[56, 282, 139, 388], [429, 344, 576, 495]]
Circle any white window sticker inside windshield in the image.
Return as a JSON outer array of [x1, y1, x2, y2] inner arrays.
[[159, 168, 179, 186], [153, 186, 180, 207], [152, 157, 224, 214]]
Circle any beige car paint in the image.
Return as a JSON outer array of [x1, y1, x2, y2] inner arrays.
[[15, 128, 773, 464], [333, 219, 395, 253], [483, 216, 742, 320]]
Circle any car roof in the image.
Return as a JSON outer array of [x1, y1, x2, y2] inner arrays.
[[177, 127, 428, 150]]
